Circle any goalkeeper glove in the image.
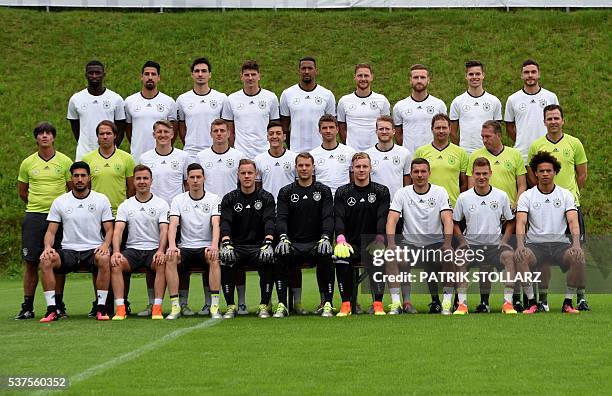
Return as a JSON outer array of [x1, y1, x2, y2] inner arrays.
[[333, 234, 354, 259], [316, 234, 333, 256], [219, 240, 236, 265], [366, 234, 386, 256], [274, 234, 292, 256], [259, 239, 274, 264]]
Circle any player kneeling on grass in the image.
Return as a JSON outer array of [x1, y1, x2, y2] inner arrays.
[[39, 162, 114, 322], [219, 159, 276, 319], [166, 163, 222, 320], [275, 152, 335, 318], [514, 151, 586, 314], [110, 165, 169, 320], [453, 157, 517, 315], [333, 152, 390, 316]]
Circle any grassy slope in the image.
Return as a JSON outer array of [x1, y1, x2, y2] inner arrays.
[[0, 8, 610, 273], [0, 275, 611, 394]]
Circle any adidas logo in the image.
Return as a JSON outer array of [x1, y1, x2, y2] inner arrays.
[[104, 163, 110, 167], [383, 156, 388, 160], [246, 204, 251, 208], [329, 154, 334, 159], [140, 207, 145, 211], [494, 160, 500, 165], [78, 204, 83, 208], [553, 148, 559, 152], [93, 100, 98, 104], [275, 162, 280, 166], [417, 106, 422, 109], [161, 160, 166, 164], [419, 199, 424, 203], [361, 101, 366, 105], [360, 198, 365, 202], [249, 101, 254, 104], [303, 195, 308, 199], [201, 99, 205, 103], [437, 155, 443, 160], [44, 165, 50, 170], [306, 95, 311, 99], [217, 158, 223, 162], [545, 199, 550, 203], [481, 201, 487, 205], [146, 103, 152, 107], [531, 99, 536, 103], [474, 102, 479, 106]]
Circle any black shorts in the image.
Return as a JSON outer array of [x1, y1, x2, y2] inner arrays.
[[58, 249, 96, 273], [468, 244, 512, 271], [122, 248, 157, 271], [289, 241, 328, 268], [231, 244, 262, 268], [180, 247, 209, 272], [21, 212, 61, 263], [526, 242, 571, 272]]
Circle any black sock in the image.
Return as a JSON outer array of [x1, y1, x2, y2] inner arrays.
[[373, 294, 384, 302], [55, 293, 64, 309], [431, 294, 440, 303], [23, 296, 34, 310], [577, 291, 585, 302], [336, 265, 352, 303], [563, 298, 573, 306], [258, 267, 273, 305], [522, 293, 529, 306], [528, 298, 537, 307], [170, 294, 178, 299], [274, 260, 289, 306], [512, 294, 521, 304], [47, 304, 57, 314], [221, 266, 236, 305], [539, 292, 548, 304], [480, 293, 490, 305]]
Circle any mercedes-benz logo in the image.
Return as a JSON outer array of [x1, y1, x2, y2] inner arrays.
[[234, 203, 243, 212]]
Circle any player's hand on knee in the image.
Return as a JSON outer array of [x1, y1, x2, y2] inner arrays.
[[514, 247, 528, 263], [95, 243, 110, 256], [153, 250, 166, 267], [166, 246, 180, 258], [274, 234, 292, 256], [334, 234, 354, 258], [40, 247, 56, 261], [220, 240, 236, 265], [365, 235, 385, 256], [111, 252, 123, 268], [259, 239, 274, 264], [205, 246, 218, 262], [316, 235, 333, 256], [568, 245, 584, 264]]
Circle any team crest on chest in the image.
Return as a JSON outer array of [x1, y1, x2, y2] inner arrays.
[[88, 203, 96, 213], [258, 100, 267, 110], [226, 159, 235, 168], [553, 198, 562, 208], [483, 102, 491, 112], [489, 201, 498, 210], [369, 101, 378, 110], [315, 96, 323, 106], [427, 197, 436, 208], [114, 163, 122, 172], [156, 103, 165, 113], [290, 194, 299, 203], [426, 106, 435, 114], [504, 161, 513, 171], [283, 162, 291, 172], [254, 200, 262, 210], [392, 156, 400, 166], [203, 203, 211, 213], [448, 156, 457, 165], [102, 100, 112, 110], [209, 100, 218, 109], [539, 99, 547, 108], [337, 155, 346, 164], [563, 148, 571, 158], [148, 208, 157, 217], [170, 161, 180, 170], [368, 193, 376, 203], [313, 191, 322, 202]]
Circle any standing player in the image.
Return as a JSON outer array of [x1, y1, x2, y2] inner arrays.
[[176, 57, 227, 162], [527, 104, 589, 310], [219, 159, 276, 319], [365, 115, 412, 198], [452, 158, 517, 315], [255, 121, 297, 201], [82, 120, 135, 214], [333, 153, 390, 316], [449, 60, 502, 154], [125, 61, 177, 163], [67, 60, 126, 160], [337, 63, 390, 151], [467, 120, 526, 208], [38, 162, 114, 322], [274, 153, 335, 318], [110, 165, 169, 320], [310, 115, 356, 197], [279, 56, 336, 152], [393, 64, 447, 154], [386, 158, 454, 314], [166, 163, 222, 320], [514, 151, 585, 314], [222, 60, 279, 159], [16, 123, 72, 320], [505, 59, 559, 163], [414, 114, 468, 207]]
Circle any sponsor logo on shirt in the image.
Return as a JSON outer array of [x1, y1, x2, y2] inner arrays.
[[234, 203, 243, 212], [347, 197, 356, 206]]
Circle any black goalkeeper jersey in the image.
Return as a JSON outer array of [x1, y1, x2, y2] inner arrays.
[[276, 181, 334, 243], [334, 181, 390, 247], [220, 188, 276, 244]]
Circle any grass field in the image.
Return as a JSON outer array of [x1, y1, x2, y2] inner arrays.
[[0, 8, 610, 274], [2, 272, 612, 395]]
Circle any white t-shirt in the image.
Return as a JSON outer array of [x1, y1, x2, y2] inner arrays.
[[254, 149, 297, 200], [310, 143, 356, 197], [337, 91, 391, 151], [124, 92, 177, 163], [279, 84, 336, 153], [390, 184, 452, 246], [139, 148, 189, 205], [517, 185, 575, 244], [47, 190, 114, 251], [170, 191, 221, 248], [449, 91, 503, 154], [196, 147, 245, 198], [393, 94, 447, 154], [176, 88, 227, 158], [67, 88, 125, 160], [221, 88, 279, 159], [116, 194, 169, 250], [453, 186, 514, 246], [365, 144, 412, 198], [504, 87, 559, 162]]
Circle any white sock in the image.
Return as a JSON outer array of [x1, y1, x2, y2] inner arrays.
[[147, 288, 155, 305], [389, 288, 401, 304], [97, 290, 108, 305], [503, 287, 514, 303], [153, 298, 163, 306], [179, 289, 189, 306], [565, 286, 577, 300], [44, 290, 56, 307], [204, 286, 211, 306], [211, 293, 220, 307], [523, 284, 534, 299], [401, 284, 411, 302], [457, 288, 467, 305], [237, 285, 246, 305], [115, 298, 125, 306], [442, 287, 454, 305], [292, 288, 302, 305]]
